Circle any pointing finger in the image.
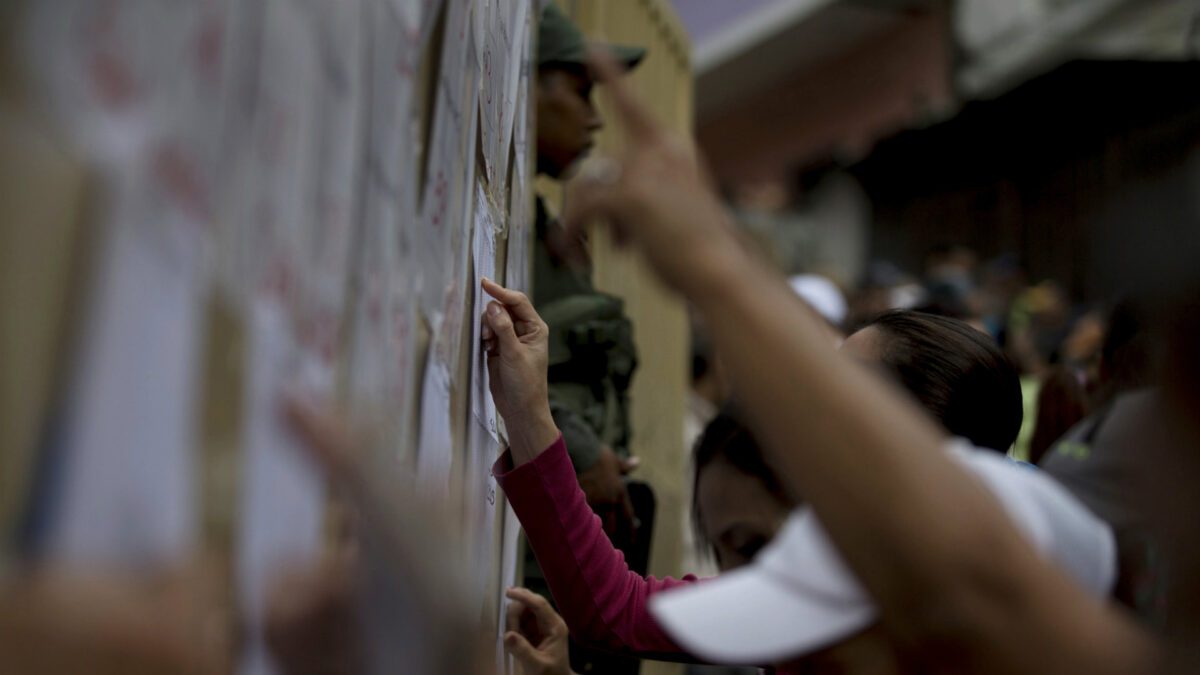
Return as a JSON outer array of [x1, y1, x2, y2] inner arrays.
[[481, 278, 541, 325], [587, 44, 659, 143]]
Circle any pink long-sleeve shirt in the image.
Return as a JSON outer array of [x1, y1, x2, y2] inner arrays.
[[492, 434, 704, 660]]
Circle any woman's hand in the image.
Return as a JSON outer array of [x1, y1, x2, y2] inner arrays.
[[560, 48, 744, 298], [480, 278, 559, 463], [503, 587, 574, 675]]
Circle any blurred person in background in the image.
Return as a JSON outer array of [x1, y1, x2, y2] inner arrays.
[[977, 253, 1029, 342], [1026, 308, 1105, 464], [1006, 280, 1076, 459], [1039, 297, 1167, 624], [846, 260, 923, 329], [1005, 280, 1073, 379], [1028, 366, 1090, 466], [918, 244, 982, 325], [788, 273, 848, 339], [923, 244, 978, 292], [1061, 309, 1108, 399]]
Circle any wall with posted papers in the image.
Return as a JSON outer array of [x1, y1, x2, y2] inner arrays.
[[4, 0, 535, 672]]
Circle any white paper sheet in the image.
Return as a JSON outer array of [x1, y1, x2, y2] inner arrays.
[[237, 298, 327, 675], [297, 0, 367, 362], [416, 357, 455, 492], [28, 0, 234, 567], [221, 0, 323, 303], [344, 0, 420, 443], [494, 0, 529, 198], [466, 416, 501, 608], [347, 208, 397, 423], [47, 225, 202, 566], [496, 498, 522, 674], [411, 0, 447, 48], [471, 180, 500, 442], [478, 0, 506, 190], [511, 9, 533, 171], [364, 0, 418, 241], [419, 0, 478, 319], [23, 0, 227, 173], [429, 95, 479, 384], [504, 13, 534, 295]]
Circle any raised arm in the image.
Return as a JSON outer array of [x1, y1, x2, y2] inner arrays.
[[481, 278, 699, 657], [552, 47, 1156, 674]]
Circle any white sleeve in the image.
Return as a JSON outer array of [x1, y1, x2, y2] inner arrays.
[[948, 439, 1117, 597]]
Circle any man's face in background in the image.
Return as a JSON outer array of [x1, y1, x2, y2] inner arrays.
[[536, 65, 602, 179]]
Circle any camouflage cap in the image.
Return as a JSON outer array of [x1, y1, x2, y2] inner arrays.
[[538, 3, 645, 70]]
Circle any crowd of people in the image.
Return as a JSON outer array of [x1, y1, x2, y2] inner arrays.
[[791, 244, 1148, 467]]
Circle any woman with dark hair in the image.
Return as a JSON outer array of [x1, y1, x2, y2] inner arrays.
[[851, 311, 1023, 453], [694, 310, 1023, 571]]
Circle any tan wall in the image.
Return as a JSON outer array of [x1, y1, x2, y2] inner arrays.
[[555, 2, 693, 673]]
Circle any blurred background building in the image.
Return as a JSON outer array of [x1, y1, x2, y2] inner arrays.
[[669, 0, 1200, 302]]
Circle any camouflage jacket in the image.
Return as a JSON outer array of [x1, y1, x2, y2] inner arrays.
[[533, 195, 638, 472]]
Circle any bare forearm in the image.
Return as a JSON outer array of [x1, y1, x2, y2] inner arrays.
[[505, 403, 561, 467]]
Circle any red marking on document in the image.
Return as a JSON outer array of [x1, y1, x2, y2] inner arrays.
[[195, 17, 222, 77], [367, 277, 384, 325], [152, 143, 212, 227], [89, 50, 139, 109], [85, 0, 139, 109], [432, 170, 448, 227], [263, 258, 296, 304], [484, 50, 493, 104]]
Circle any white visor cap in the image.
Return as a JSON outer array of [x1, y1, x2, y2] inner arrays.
[[650, 440, 1116, 664]]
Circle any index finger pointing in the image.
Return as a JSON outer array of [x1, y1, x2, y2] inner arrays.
[[588, 44, 659, 143], [481, 278, 540, 324], [505, 586, 550, 610]]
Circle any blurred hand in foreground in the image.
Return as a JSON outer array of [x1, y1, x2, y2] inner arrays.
[[264, 550, 362, 675], [0, 562, 231, 675], [281, 396, 484, 675], [561, 47, 739, 297]]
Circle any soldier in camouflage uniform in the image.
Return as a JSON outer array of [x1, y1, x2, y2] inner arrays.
[[533, 4, 645, 541], [530, 7, 651, 673]]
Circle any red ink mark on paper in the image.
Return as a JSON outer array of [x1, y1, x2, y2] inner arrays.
[[195, 18, 222, 77], [89, 51, 138, 109], [262, 258, 295, 303], [432, 170, 448, 228], [152, 143, 212, 226], [85, 0, 140, 109]]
